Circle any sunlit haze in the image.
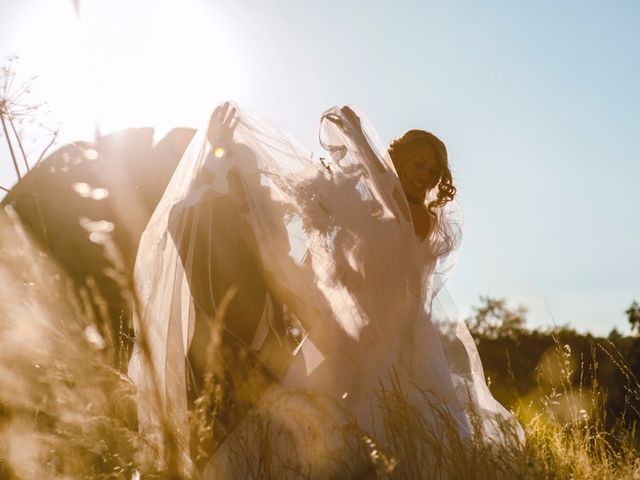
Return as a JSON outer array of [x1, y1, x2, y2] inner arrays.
[[0, 0, 638, 335]]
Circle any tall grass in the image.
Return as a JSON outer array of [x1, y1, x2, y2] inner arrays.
[[0, 206, 639, 479], [0, 206, 150, 479]]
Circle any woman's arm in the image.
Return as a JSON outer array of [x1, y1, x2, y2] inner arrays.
[[326, 106, 412, 224]]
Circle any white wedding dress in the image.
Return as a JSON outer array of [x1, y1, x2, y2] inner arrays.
[[128, 104, 522, 478]]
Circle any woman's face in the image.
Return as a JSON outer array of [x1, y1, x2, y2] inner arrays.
[[397, 146, 441, 201]]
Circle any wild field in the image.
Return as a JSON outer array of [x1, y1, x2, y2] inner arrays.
[[0, 205, 639, 480]]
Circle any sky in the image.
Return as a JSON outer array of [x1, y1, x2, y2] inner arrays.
[[0, 0, 638, 335]]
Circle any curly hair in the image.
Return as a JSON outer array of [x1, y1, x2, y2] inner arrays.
[[388, 129, 456, 213]]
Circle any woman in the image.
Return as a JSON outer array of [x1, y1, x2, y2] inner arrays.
[[129, 102, 521, 478]]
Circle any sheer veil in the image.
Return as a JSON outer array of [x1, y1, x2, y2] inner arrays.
[[128, 103, 521, 472]]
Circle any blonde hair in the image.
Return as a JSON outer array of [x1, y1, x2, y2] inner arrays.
[[388, 129, 456, 213]]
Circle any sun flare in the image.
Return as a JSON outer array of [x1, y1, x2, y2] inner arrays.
[[6, 0, 252, 143], [74, 0, 251, 136]]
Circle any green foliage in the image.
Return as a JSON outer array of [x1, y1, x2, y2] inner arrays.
[[467, 297, 640, 433], [1, 208, 639, 478], [626, 301, 640, 335], [468, 296, 527, 340]]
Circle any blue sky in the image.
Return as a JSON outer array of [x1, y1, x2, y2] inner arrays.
[[1, 0, 638, 334]]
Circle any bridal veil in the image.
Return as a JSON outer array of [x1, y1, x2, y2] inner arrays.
[[128, 103, 521, 474]]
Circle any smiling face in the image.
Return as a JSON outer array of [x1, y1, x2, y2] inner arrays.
[[396, 145, 441, 202], [389, 129, 454, 209]]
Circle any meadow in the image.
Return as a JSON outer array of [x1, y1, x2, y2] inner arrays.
[[0, 202, 638, 479]]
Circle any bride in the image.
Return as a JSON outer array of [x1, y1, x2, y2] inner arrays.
[[128, 102, 522, 478]]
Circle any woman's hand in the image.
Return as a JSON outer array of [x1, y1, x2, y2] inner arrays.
[[324, 105, 363, 138], [336, 105, 387, 174], [207, 101, 239, 146], [340, 105, 362, 132]]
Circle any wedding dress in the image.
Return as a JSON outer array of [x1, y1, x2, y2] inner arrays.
[[128, 103, 522, 478]]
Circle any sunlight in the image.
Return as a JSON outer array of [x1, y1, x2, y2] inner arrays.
[[2, 0, 252, 146], [1, 2, 639, 477], [75, 0, 250, 136]]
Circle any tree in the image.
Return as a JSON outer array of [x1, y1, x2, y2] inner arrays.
[[467, 296, 527, 340], [626, 300, 640, 335]]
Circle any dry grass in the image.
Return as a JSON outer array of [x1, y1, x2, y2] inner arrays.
[[0, 207, 639, 479]]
